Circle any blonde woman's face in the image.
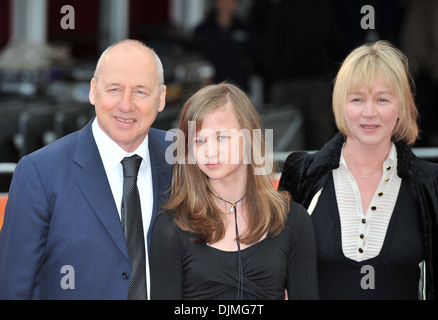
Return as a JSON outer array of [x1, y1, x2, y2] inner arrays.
[[344, 78, 400, 148]]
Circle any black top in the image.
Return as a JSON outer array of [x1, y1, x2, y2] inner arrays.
[[312, 174, 423, 300], [150, 201, 318, 300]]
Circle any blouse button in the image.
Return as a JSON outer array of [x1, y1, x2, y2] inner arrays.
[[371, 205, 377, 211], [362, 218, 367, 224], [358, 248, 364, 253], [122, 272, 129, 280], [359, 234, 365, 239], [378, 192, 383, 197]]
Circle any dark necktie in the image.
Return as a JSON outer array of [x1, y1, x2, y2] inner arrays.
[[121, 155, 147, 300]]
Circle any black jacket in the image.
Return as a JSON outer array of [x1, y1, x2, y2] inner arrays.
[[279, 132, 438, 299]]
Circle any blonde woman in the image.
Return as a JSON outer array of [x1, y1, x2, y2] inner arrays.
[[280, 40, 438, 300], [150, 83, 318, 300]]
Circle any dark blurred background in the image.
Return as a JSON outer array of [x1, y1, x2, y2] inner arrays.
[[0, 0, 437, 191]]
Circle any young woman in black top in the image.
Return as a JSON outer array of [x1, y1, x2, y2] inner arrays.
[[150, 83, 318, 300]]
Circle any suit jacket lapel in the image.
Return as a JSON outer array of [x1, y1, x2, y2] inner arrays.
[[72, 120, 130, 262], [147, 129, 172, 247]]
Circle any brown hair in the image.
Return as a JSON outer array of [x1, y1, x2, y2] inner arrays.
[[332, 40, 419, 145], [164, 83, 290, 245]]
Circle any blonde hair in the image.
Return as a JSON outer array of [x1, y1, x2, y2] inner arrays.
[[332, 40, 418, 145], [165, 83, 290, 245]]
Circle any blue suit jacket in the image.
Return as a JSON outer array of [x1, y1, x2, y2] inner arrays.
[[0, 119, 172, 299]]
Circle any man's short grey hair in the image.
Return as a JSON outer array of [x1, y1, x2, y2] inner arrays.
[[93, 39, 164, 87]]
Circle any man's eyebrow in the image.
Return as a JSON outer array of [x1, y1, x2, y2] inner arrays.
[[103, 82, 121, 88], [103, 83, 149, 90], [133, 85, 149, 89]]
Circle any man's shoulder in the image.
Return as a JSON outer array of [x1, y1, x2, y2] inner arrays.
[[149, 127, 172, 139], [149, 127, 173, 148], [25, 122, 93, 166]]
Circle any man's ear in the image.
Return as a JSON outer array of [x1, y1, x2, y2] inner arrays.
[[158, 85, 167, 112], [89, 77, 96, 106]]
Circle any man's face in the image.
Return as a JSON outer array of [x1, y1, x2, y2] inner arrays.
[[89, 44, 166, 152]]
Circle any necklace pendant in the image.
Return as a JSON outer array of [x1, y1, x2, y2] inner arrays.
[[230, 204, 236, 212]]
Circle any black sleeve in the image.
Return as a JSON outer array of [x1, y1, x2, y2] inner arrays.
[[149, 212, 183, 300], [279, 152, 313, 201], [286, 201, 319, 300]]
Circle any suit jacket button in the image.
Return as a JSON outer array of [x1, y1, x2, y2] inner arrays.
[[122, 272, 129, 280]]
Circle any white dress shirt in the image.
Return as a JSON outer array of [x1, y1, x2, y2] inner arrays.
[[92, 119, 153, 298], [333, 143, 401, 262]]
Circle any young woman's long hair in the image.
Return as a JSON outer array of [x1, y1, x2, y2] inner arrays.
[[164, 83, 290, 245]]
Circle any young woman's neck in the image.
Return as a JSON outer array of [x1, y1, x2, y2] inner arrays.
[[210, 178, 246, 204]]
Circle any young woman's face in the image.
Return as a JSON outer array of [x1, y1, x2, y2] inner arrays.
[[194, 101, 248, 185], [344, 77, 400, 148]]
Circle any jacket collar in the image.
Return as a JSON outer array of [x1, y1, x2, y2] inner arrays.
[[307, 132, 344, 175], [311, 132, 425, 181], [395, 139, 425, 180], [73, 119, 131, 262], [145, 128, 172, 247]]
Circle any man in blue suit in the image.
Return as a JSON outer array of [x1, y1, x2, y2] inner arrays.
[[0, 39, 172, 299]]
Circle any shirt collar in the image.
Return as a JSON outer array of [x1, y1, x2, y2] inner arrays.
[[92, 118, 149, 172], [339, 142, 397, 173]]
